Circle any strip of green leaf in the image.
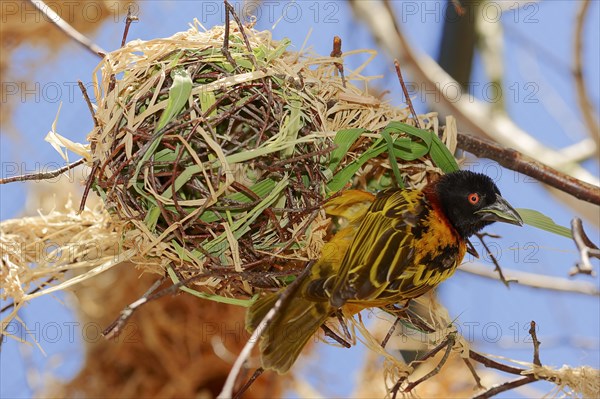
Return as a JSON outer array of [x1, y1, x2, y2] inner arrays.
[[516, 208, 572, 238], [328, 128, 366, 172], [166, 266, 256, 307], [380, 129, 404, 188], [386, 122, 459, 173]]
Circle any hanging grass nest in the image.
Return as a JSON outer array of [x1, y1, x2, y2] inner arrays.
[[82, 20, 457, 302]]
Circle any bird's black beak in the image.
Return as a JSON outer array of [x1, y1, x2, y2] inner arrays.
[[476, 194, 523, 226]]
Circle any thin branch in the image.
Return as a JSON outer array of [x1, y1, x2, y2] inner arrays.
[[223, 0, 258, 70], [335, 310, 352, 341], [570, 217, 600, 276], [217, 261, 315, 399], [381, 316, 401, 348], [390, 332, 456, 398], [457, 133, 600, 205], [463, 357, 485, 390], [404, 334, 455, 392], [78, 81, 97, 127], [469, 350, 526, 375], [102, 276, 167, 339], [121, 5, 139, 47], [321, 324, 351, 348], [349, 0, 599, 188], [471, 321, 544, 398], [474, 232, 513, 287], [233, 367, 264, 399], [79, 161, 99, 213], [573, 0, 600, 151], [27, 0, 105, 57], [394, 59, 421, 128], [458, 262, 600, 296], [330, 36, 346, 88], [529, 321, 542, 367], [221, 0, 238, 69], [0, 158, 85, 185], [472, 376, 536, 399]]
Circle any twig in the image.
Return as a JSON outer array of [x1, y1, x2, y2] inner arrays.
[[335, 310, 352, 341], [570, 218, 599, 276], [221, 0, 238, 68], [223, 0, 258, 70], [78, 81, 97, 127], [474, 232, 513, 287], [217, 260, 315, 399], [233, 367, 264, 399], [463, 357, 485, 390], [457, 133, 600, 205], [469, 350, 526, 376], [321, 324, 351, 348], [349, 0, 599, 189], [103, 264, 291, 339], [404, 334, 455, 392], [121, 5, 139, 47], [381, 316, 401, 348], [394, 60, 421, 128], [27, 0, 105, 57], [0, 158, 84, 185], [529, 321, 542, 367], [102, 276, 167, 339], [79, 161, 99, 213], [330, 36, 346, 88], [459, 262, 600, 297], [573, 0, 600, 151], [472, 376, 535, 399], [390, 333, 455, 397], [466, 238, 480, 258]]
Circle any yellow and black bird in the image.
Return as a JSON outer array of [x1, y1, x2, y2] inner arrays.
[[246, 170, 523, 373]]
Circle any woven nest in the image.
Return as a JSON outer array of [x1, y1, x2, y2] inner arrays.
[[82, 20, 451, 300]]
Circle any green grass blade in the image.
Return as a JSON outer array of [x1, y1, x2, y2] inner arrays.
[[328, 138, 387, 192], [516, 208, 572, 238], [430, 134, 459, 172], [380, 129, 404, 188], [166, 266, 255, 307], [156, 68, 193, 132], [130, 68, 193, 192], [329, 128, 366, 172], [386, 121, 459, 172]]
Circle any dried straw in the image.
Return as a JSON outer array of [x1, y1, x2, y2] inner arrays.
[[1, 20, 465, 398]]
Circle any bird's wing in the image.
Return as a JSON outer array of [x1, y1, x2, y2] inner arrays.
[[329, 188, 425, 307], [324, 189, 376, 221]]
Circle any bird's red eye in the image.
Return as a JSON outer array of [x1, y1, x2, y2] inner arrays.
[[468, 193, 480, 205]]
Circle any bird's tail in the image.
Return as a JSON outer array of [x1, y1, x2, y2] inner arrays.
[[246, 291, 332, 374]]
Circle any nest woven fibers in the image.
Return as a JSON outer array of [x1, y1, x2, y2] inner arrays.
[[3, 20, 459, 327], [72, 20, 457, 300]]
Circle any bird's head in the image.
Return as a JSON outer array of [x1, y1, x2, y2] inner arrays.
[[432, 170, 523, 239]]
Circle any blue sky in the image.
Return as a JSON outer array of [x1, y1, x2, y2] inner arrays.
[[1, 1, 598, 398]]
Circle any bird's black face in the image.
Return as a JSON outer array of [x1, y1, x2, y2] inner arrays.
[[435, 171, 523, 238]]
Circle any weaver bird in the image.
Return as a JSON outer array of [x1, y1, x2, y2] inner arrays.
[[246, 170, 523, 373]]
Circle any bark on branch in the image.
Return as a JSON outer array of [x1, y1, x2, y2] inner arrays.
[[457, 133, 600, 205]]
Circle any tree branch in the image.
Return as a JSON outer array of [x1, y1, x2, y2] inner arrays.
[[27, 0, 105, 57], [217, 260, 315, 399], [457, 133, 600, 205], [458, 262, 600, 296], [573, 0, 600, 151], [0, 158, 85, 185], [472, 376, 536, 399], [349, 0, 599, 187], [570, 217, 600, 276]]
